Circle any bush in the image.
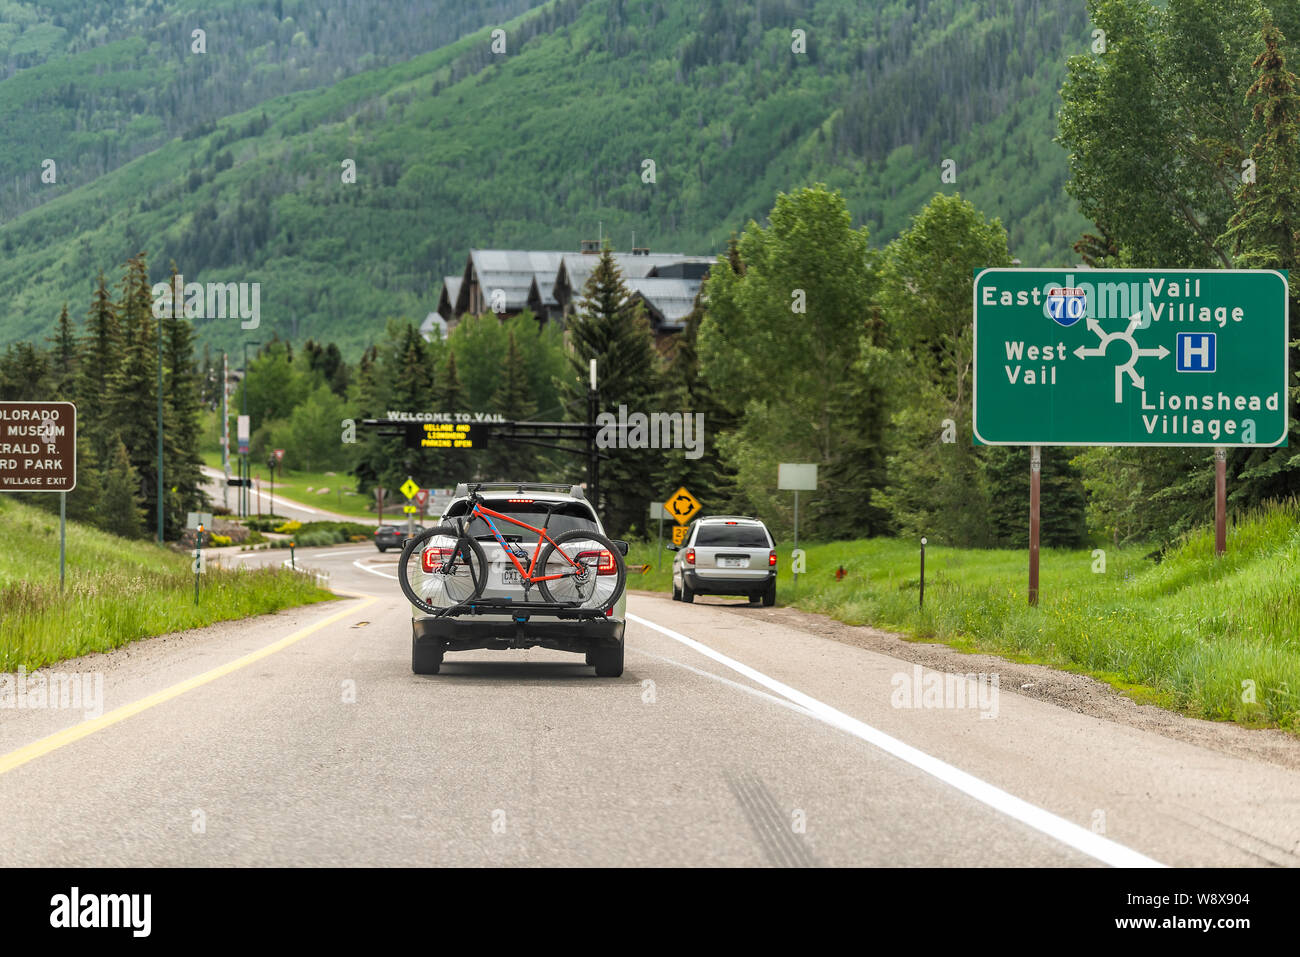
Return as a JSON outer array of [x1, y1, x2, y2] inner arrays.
[[274, 519, 303, 534]]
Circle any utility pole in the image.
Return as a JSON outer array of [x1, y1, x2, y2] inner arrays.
[[587, 358, 599, 513], [241, 340, 260, 518]]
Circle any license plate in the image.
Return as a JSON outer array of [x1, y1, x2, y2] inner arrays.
[[718, 557, 749, 569], [499, 564, 522, 584]]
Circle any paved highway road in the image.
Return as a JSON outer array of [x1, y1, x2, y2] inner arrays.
[[199, 466, 368, 524], [2, 543, 1298, 867]]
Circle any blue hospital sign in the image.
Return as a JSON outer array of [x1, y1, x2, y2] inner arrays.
[[1176, 332, 1216, 372]]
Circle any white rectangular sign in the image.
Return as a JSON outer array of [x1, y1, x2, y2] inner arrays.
[[778, 463, 817, 490]]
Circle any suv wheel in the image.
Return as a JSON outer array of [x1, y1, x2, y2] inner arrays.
[[412, 633, 445, 675], [591, 640, 624, 677], [681, 582, 694, 604], [672, 580, 681, 601], [762, 581, 776, 607], [377, 545, 387, 553]]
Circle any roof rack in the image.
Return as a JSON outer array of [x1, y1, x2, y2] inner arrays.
[[699, 514, 759, 522], [454, 482, 586, 500]]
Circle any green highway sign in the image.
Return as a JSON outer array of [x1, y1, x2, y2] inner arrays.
[[973, 268, 1289, 446]]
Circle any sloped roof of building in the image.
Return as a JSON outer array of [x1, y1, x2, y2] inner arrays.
[[554, 252, 704, 301], [456, 250, 567, 315], [436, 277, 462, 319], [623, 277, 702, 328]]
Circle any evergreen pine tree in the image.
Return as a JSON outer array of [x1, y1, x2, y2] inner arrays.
[[78, 273, 121, 463], [558, 246, 663, 536], [107, 253, 160, 531], [163, 261, 206, 539], [99, 438, 146, 539], [47, 304, 77, 399], [1216, 21, 1300, 508], [486, 329, 537, 480]]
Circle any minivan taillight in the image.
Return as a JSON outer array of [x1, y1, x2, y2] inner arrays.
[[577, 549, 617, 574], [769, 550, 777, 566], [685, 548, 695, 564]]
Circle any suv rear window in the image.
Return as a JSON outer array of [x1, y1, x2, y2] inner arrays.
[[444, 499, 598, 542], [694, 524, 770, 547]]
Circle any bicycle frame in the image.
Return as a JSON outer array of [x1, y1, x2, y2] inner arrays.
[[461, 500, 586, 585]]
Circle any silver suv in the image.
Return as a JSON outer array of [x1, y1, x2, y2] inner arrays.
[[670, 516, 776, 606], [409, 483, 629, 676]]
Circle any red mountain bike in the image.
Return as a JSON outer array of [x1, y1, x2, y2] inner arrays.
[[397, 486, 626, 617]]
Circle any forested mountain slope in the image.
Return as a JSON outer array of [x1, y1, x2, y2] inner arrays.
[[0, 0, 1092, 355]]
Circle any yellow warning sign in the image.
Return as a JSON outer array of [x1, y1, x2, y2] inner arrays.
[[664, 487, 701, 525], [671, 525, 689, 545], [400, 477, 420, 499]]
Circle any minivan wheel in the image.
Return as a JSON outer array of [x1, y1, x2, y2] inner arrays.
[[672, 581, 681, 601], [681, 582, 694, 603], [762, 581, 776, 607]]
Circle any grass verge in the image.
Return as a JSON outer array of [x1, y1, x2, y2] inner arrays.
[[0, 494, 335, 671], [626, 503, 1300, 733]]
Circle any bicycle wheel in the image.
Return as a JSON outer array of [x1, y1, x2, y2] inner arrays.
[[398, 524, 488, 616], [535, 529, 627, 610]]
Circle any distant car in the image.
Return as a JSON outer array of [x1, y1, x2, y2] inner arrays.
[[374, 524, 425, 552], [670, 515, 776, 605]]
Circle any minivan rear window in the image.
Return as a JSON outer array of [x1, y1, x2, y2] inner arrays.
[[695, 524, 770, 548]]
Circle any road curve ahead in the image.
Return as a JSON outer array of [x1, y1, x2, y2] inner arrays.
[[0, 543, 1296, 867]]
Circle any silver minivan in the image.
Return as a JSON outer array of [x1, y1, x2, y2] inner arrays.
[[670, 516, 776, 606]]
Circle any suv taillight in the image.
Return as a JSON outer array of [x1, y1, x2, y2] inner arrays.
[[685, 547, 695, 564], [577, 549, 617, 574], [769, 550, 777, 566], [421, 546, 453, 573]]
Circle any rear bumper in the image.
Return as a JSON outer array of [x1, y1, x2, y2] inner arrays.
[[683, 569, 774, 595], [413, 614, 625, 653]]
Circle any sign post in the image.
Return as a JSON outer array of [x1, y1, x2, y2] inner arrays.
[[0, 402, 77, 589], [778, 463, 818, 591], [400, 476, 420, 539], [236, 414, 250, 517], [649, 502, 672, 569], [974, 267, 1290, 599], [1029, 446, 1041, 607]]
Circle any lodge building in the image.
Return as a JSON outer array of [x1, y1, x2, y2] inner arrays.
[[429, 241, 715, 345]]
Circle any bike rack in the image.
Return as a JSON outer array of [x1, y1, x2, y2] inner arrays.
[[438, 598, 612, 621]]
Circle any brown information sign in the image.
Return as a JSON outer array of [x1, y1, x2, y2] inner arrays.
[[0, 401, 77, 491]]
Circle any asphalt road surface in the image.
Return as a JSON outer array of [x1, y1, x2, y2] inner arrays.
[[2, 543, 1298, 867], [199, 466, 367, 524]]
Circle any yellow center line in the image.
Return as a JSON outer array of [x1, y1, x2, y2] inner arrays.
[[0, 594, 379, 778]]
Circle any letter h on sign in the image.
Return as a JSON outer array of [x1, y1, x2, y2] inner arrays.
[[1176, 333, 1215, 372]]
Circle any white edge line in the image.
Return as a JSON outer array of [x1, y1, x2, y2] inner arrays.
[[353, 559, 398, 581], [627, 611, 1164, 868]]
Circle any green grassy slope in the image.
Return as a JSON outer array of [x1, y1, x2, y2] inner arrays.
[[0, 0, 1090, 356], [0, 493, 333, 669]]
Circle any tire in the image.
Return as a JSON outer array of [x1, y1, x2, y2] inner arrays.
[[412, 634, 445, 675], [671, 581, 681, 601], [377, 545, 387, 553], [762, 581, 776, 607], [398, 524, 488, 617], [681, 582, 694, 603], [536, 529, 627, 609], [590, 640, 624, 677]]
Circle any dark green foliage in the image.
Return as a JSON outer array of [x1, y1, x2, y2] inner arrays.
[[559, 247, 664, 537], [984, 447, 1089, 548], [0, 0, 1093, 357]]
